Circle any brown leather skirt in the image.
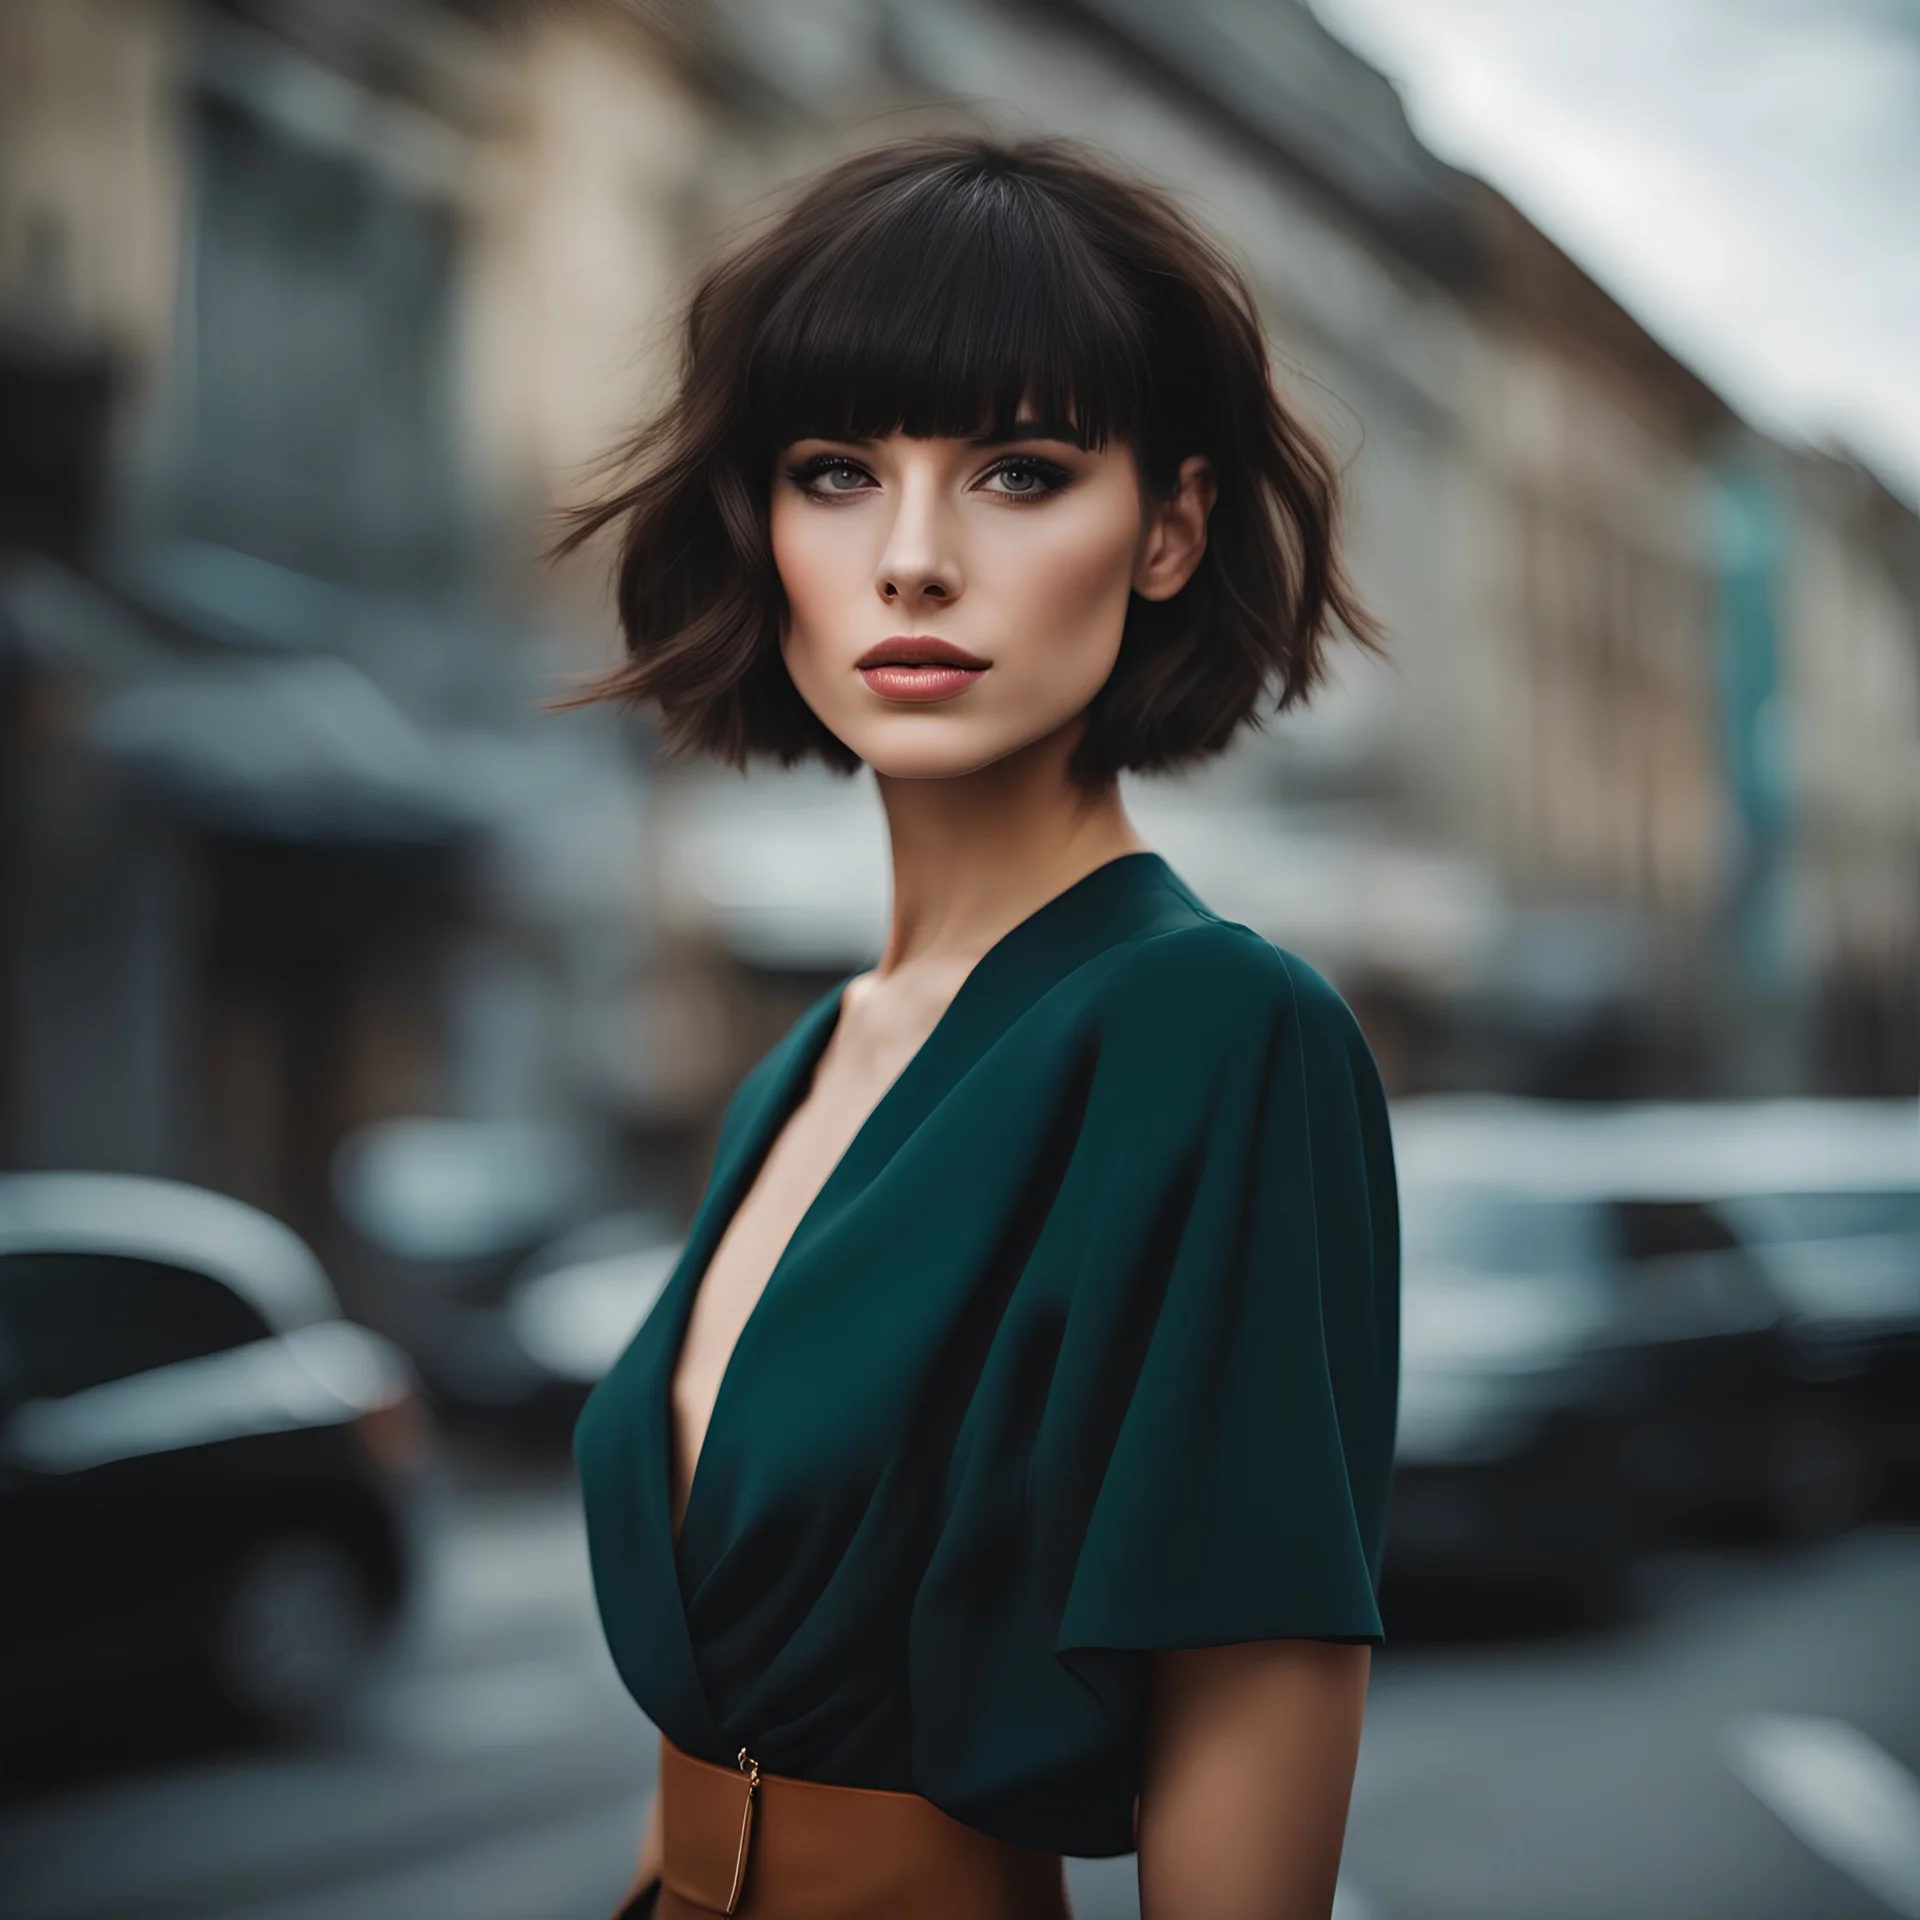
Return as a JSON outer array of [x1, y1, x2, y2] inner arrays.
[[630, 1735, 1072, 1920]]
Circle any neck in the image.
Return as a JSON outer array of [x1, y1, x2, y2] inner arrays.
[[870, 721, 1149, 978]]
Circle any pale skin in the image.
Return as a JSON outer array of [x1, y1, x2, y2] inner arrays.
[[621, 423, 1369, 1919]]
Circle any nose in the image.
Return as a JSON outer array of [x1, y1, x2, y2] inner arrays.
[[875, 466, 961, 610]]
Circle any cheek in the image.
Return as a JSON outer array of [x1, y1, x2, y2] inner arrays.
[[993, 500, 1140, 690], [770, 497, 856, 646]]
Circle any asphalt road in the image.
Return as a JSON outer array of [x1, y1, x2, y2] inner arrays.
[[4, 1457, 1917, 1920]]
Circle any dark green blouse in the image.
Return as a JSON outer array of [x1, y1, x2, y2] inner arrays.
[[574, 851, 1399, 1858]]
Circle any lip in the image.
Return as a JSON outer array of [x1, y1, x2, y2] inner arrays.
[[853, 636, 991, 669], [854, 635, 991, 706], [858, 664, 985, 704]]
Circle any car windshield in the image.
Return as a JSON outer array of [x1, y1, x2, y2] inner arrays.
[[1720, 1189, 1920, 1245], [0, 1251, 270, 1401], [1717, 1188, 1920, 1326], [1400, 1185, 1603, 1276]]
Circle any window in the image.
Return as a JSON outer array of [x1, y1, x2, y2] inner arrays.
[[1720, 1190, 1920, 1324], [1608, 1201, 1777, 1338], [179, 90, 463, 586], [1400, 1185, 1606, 1276], [1614, 1200, 1741, 1262], [1722, 1190, 1920, 1246], [0, 1253, 271, 1404]]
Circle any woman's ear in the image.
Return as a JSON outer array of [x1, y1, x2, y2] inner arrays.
[[1133, 456, 1217, 602]]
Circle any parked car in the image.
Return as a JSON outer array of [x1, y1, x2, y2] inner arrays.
[[0, 1173, 430, 1747], [1390, 1098, 1883, 1599], [499, 1210, 684, 1432], [379, 1206, 688, 1445], [1579, 1100, 1920, 1513], [330, 1114, 625, 1427], [1389, 1170, 1641, 1611], [1600, 1189, 1836, 1542], [1725, 1186, 1920, 1506]]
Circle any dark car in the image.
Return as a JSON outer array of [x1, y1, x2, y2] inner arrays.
[[1386, 1099, 1887, 1613], [0, 1174, 430, 1748], [493, 1210, 684, 1437], [1388, 1173, 1641, 1612], [1600, 1192, 1836, 1541], [1723, 1185, 1920, 1510], [1608, 1100, 1920, 1517], [329, 1115, 628, 1429], [1542, 1099, 1919, 1532]]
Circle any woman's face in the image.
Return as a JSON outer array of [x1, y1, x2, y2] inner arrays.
[[769, 424, 1212, 781]]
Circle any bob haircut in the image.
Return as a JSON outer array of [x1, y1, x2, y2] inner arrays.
[[555, 134, 1383, 786]]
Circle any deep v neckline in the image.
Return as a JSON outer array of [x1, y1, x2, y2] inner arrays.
[[665, 972, 870, 1551], [660, 851, 1175, 1568]]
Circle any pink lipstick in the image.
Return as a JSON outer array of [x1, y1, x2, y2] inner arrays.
[[853, 636, 991, 705]]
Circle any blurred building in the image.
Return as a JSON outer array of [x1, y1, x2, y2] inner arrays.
[[1772, 450, 1920, 1092], [1, 0, 1915, 1273], [0, 0, 661, 1264]]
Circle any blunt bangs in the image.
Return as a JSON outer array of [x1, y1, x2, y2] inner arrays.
[[744, 164, 1151, 456]]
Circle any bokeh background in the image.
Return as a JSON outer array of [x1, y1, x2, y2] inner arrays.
[[2, 3, 1917, 1918]]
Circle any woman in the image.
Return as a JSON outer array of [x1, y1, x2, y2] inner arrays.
[[563, 133, 1400, 1920]]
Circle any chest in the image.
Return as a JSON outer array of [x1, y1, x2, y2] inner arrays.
[[668, 1010, 944, 1535]]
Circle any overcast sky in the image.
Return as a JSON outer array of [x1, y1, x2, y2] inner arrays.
[[1310, 0, 1920, 505]]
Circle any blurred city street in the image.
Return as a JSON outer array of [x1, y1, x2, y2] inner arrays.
[[0, 1454, 659, 1920], [4, 0, 1918, 1914], [4, 1447, 1917, 1920]]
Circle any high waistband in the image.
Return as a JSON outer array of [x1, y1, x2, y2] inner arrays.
[[654, 1735, 1071, 1920]]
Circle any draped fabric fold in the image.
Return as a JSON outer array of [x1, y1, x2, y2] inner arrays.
[[575, 853, 1399, 1860]]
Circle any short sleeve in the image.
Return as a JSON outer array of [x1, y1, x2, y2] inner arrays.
[[906, 921, 1400, 1852], [1053, 923, 1400, 1655]]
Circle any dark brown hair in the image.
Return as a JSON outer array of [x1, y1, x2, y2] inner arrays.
[[553, 133, 1383, 784]]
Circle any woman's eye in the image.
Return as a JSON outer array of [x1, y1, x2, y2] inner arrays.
[[980, 458, 1071, 501], [789, 458, 873, 497]]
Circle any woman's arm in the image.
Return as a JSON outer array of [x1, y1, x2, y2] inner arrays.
[[1137, 1639, 1371, 1920]]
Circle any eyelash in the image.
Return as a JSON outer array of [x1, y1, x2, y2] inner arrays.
[[783, 453, 1075, 505]]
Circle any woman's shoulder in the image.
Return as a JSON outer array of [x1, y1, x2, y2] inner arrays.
[[1090, 912, 1371, 1060]]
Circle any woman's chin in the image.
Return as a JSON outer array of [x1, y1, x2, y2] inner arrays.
[[845, 726, 1043, 784], [859, 748, 1014, 783], [810, 687, 1096, 784]]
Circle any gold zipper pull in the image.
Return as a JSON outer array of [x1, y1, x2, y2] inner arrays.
[[737, 1747, 761, 1792]]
